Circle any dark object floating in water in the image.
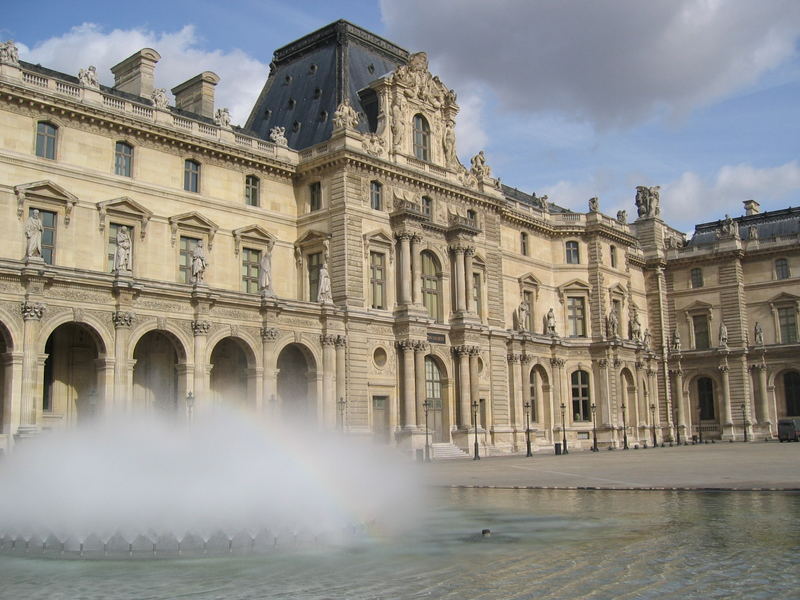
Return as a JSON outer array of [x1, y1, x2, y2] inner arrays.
[[481, 529, 491, 537]]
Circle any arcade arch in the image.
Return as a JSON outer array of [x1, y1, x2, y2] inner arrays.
[[132, 330, 185, 416], [276, 343, 318, 426]]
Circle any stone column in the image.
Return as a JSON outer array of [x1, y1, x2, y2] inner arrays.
[[469, 347, 480, 427], [456, 346, 471, 428], [411, 234, 423, 306], [18, 301, 45, 435], [520, 354, 532, 429], [112, 311, 135, 414], [464, 247, 475, 313], [719, 362, 732, 437], [1, 352, 23, 436], [320, 334, 336, 429], [191, 320, 210, 412], [414, 341, 427, 428], [550, 357, 566, 442], [451, 245, 466, 313], [756, 362, 770, 430], [260, 327, 278, 419], [398, 340, 415, 430], [508, 353, 523, 431], [95, 358, 115, 418], [670, 365, 686, 441], [597, 358, 609, 430], [335, 335, 347, 429], [397, 234, 411, 305]]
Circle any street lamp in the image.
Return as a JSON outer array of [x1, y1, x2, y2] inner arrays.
[[650, 403, 658, 448], [591, 402, 598, 452], [423, 399, 432, 462], [471, 399, 480, 460], [337, 396, 347, 432], [621, 402, 629, 450], [186, 391, 195, 425], [560, 402, 568, 455], [742, 402, 748, 443], [524, 400, 533, 457]]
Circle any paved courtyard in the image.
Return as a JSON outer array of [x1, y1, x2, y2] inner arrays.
[[422, 442, 800, 490]]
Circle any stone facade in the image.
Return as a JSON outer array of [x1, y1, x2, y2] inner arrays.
[[0, 23, 797, 456]]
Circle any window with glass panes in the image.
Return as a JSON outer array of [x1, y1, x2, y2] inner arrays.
[[421, 196, 432, 217], [784, 371, 800, 416], [179, 236, 199, 283], [35, 122, 57, 159], [473, 272, 483, 317], [565, 241, 580, 264], [520, 232, 528, 255], [690, 268, 703, 288], [33, 208, 56, 265], [425, 356, 442, 411], [610, 245, 617, 268], [370, 181, 382, 210], [245, 175, 260, 207], [370, 251, 385, 309], [115, 142, 133, 176], [413, 114, 430, 161], [107, 223, 133, 271], [571, 370, 590, 421], [778, 306, 797, 343], [692, 315, 710, 349], [775, 258, 790, 280], [184, 160, 200, 192], [307, 252, 322, 301], [309, 182, 321, 211], [529, 370, 538, 421], [567, 296, 586, 337], [697, 377, 715, 420], [241, 247, 261, 293], [422, 252, 441, 321]]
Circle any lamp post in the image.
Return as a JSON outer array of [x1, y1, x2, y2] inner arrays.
[[423, 399, 432, 462], [560, 402, 568, 455], [186, 391, 195, 426], [742, 402, 748, 443], [650, 403, 657, 448], [471, 399, 480, 460], [524, 400, 533, 457], [591, 402, 598, 452], [337, 396, 347, 432], [621, 402, 629, 450]]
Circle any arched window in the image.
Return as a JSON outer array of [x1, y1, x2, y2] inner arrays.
[[421, 252, 442, 321], [565, 241, 580, 264], [784, 371, 800, 416], [115, 142, 133, 177], [184, 159, 200, 193], [571, 370, 590, 421], [370, 181, 383, 211], [775, 258, 790, 280], [35, 121, 58, 159], [697, 377, 715, 420], [245, 175, 260, 206], [413, 114, 430, 161], [529, 369, 538, 422]]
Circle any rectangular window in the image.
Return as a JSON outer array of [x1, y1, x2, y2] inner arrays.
[[245, 175, 260, 207], [612, 299, 622, 331], [690, 268, 704, 289], [474, 273, 483, 317], [107, 223, 134, 272], [115, 142, 133, 177], [309, 182, 322, 212], [35, 122, 57, 159], [566, 241, 580, 264], [520, 232, 528, 256], [610, 245, 617, 268], [778, 307, 797, 343], [370, 251, 385, 309], [184, 160, 200, 193], [34, 208, 57, 265], [179, 236, 199, 283], [567, 297, 586, 337], [241, 247, 261, 293], [571, 371, 591, 421], [422, 196, 432, 217], [307, 252, 322, 301], [692, 315, 710, 349], [370, 181, 382, 211], [775, 259, 790, 280]]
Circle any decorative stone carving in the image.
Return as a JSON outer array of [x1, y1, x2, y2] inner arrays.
[[516, 299, 530, 332], [191, 320, 210, 336], [598, 358, 609, 368], [643, 329, 652, 350], [442, 119, 456, 167], [191, 240, 208, 285], [747, 225, 759, 241], [112, 311, 135, 328], [754, 322, 764, 347], [396, 339, 415, 351], [469, 151, 491, 180], [259, 240, 275, 298], [588, 197, 599, 213], [506, 352, 520, 363], [332, 98, 360, 130], [718, 364, 729, 373], [269, 126, 288, 147], [719, 321, 728, 348], [720, 214, 739, 239], [550, 357, 565, 368], [335, 335, 347, 348], [362, 133, 386, 157], [24, 209, 43, 261], [260, 327, 278, 341], [77, 65, 100, 89], [413, 340, 429, 353], [320, 333, 337, 346], [389, 52, 456, 111], [390, 98, 404, 152], [671, 328, 681, 353], [628, 307, 642, 342], [606, 309, 618, 339], [20, 301, 45, 320], [151, 88, 169, 110], [546, 307, 557, 336], [0, 40, 20, 66], [214, 107, 232, 129], [317, 263, 333, 304], [635, 186, 660, 219], [616, 210, 627, 224], [113, 225, 132, 274], [457, 168, 477, 188]]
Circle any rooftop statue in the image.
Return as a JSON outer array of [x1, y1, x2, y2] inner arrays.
[[332, 98, 360, 130], [151, 88, 169, 110], [0, 40, 20, 66], [635, 185, 660, 219], [78, 65, 100, 89], [214, 107, 232, 129], [269, 126, 288, 147]]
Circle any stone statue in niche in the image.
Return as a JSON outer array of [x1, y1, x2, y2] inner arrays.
[[113, 225, 132, 273], [442, 119, 456, 166], [78, 65, 100, 88], [151, 88, 168, 109], [719, 321, 728, 348], [269, 126, 288, 147], [0, 40, 20, 66], [214, 107, 232, 129], [545, 307, 557, 336], [470, 151, 491, 180], [191, 240, 208, 285], [754, 322, 764, 347], [616, 210, 627, 224], [516, 299, 530, 332], [643, 329, 652, 350], [672, 328, 681, 353], [332, 98, 360, 130], [259, 241, 274, 298], [606, 309, 618, 338], [390, 99, 404, 152], [317, 263, 333, 304], [629, 308, 642, 341], [24, 209, 43, 260], [588, 197, 599, 213]]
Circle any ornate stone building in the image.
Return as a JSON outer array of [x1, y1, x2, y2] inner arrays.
[[0, 23, 797, 456]]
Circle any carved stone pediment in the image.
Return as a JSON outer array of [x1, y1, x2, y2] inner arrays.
[[169, 211, 219, 248], [15, 180, 79, 225], [232, 224, 276, 255], [557, 278, 592, 304], [97, 197, 153, 239], [294, 230, 330, 265], [389, 53, 457, 112], [768, 291, 800, 304], [363, 229, 394, 262]]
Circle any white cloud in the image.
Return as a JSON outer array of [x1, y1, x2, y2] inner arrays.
[[452, 89, 488, 161], [19, 23, 268, 125], [381, 0, 800, 128]]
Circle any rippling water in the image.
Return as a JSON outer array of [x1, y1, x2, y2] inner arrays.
[[1, 489, 798, 599]]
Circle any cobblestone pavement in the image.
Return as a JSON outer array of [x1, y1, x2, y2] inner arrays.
[[421, 442, 800, 490]]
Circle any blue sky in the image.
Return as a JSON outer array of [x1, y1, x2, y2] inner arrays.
[[3, 0, 799, 233]]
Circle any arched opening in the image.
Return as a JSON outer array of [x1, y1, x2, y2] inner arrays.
[[692, 376, 719, 440], [0, 321, 12, 433], [777, 370, 800, 417], [41, 323, 104, 426], [209, 337, 250, 409], [412, 114, 430, 161], [617, 369, 636, 437], [529, 364, 552, 442], [132, 331, 180, 416], [424, 355, 446, 442], [276, 344, 317, 426]]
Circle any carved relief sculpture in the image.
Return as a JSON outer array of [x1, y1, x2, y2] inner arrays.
[[332, 98, 360, 130], [78, 65, 100, 88], [362, 133, 386, 157], [151, 88, 169, 110], [269, 126, 288, 147], [24, 209, 43, 261], [0, 40, 20, 66], [317, 263, 333, 304], [191, 240, 208, 285], [113, 225, 132, 274]]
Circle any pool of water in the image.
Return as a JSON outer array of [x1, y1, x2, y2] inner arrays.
[[1, 488, 798, 599]]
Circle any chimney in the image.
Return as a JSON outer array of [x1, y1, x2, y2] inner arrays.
[[110, 48, 161, 98], [171, 72, 220, 119], [743, 199, 760, 216]]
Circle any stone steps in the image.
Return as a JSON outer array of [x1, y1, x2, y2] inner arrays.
[[431, 442, 470, 460]]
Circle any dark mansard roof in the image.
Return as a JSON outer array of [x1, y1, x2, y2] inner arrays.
[[501, 184, 571, 214], [687, 206, 800, 246]]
